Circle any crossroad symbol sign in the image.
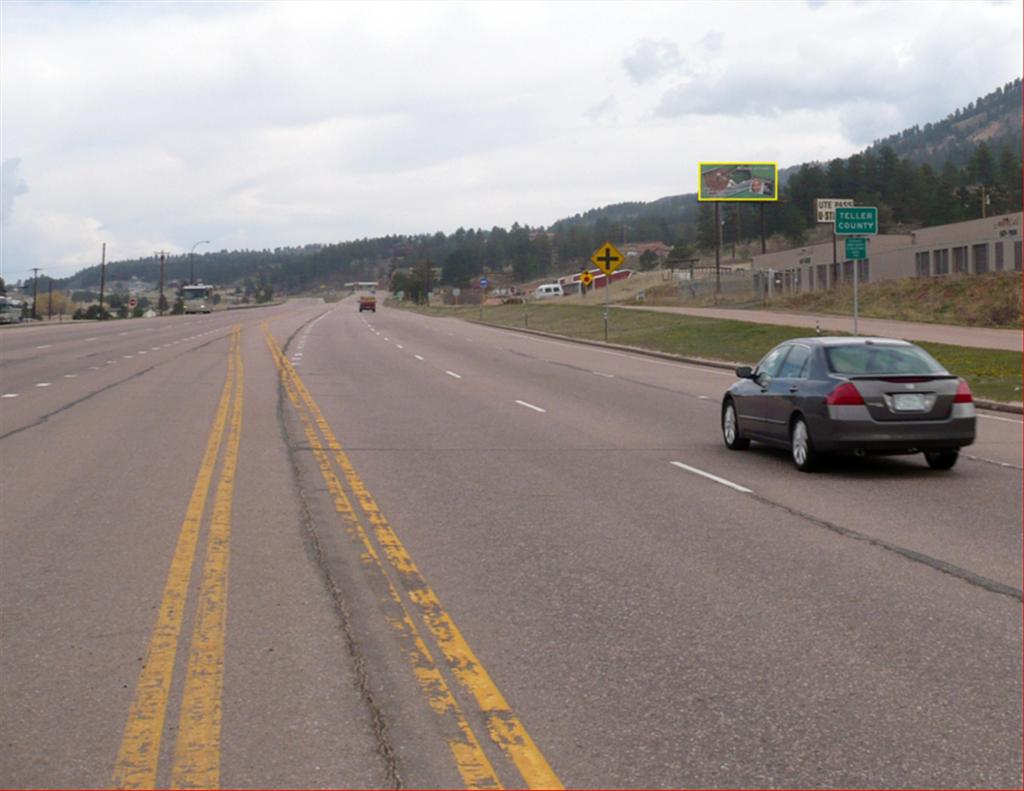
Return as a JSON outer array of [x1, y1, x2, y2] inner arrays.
[[579, 271, 594, 287], [591, 242, 624, 276]]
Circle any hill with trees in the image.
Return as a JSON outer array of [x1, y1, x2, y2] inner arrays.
[[30, 79, 1023, 299]]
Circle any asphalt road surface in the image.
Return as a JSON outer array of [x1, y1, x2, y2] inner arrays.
[[2, 300, 1021, 789]]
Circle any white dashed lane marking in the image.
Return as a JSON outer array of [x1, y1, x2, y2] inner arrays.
[[36, 383, 52, 388], [2, 393, 19, 398], [445, 371, 462, 379], [414, 355, 424, 361], [515, 400, 546, 413], [670, 462, 752, 494], [36, 344, 52, 349]]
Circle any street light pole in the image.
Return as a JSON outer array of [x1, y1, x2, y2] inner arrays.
[[189, 240, 210, 284]]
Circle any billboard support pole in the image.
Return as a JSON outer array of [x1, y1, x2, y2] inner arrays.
[[760, 204, 767, 254], [714, 202, 721, 296]]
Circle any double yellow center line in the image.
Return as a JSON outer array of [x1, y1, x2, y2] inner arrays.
[[262, 322, 562, 790], [112, 326, 243, 790]]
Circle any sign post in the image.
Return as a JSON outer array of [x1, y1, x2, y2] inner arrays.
[[835, 207, 877, 336], [591, 242, 624, 342], [579, 270, 593, 299], [479, 277, 488, 321]]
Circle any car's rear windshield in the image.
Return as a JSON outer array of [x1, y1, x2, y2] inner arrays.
[[825, 344, 945, 375]]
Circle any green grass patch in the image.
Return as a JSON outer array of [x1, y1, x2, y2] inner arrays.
[[405, 301, 1022, 404]]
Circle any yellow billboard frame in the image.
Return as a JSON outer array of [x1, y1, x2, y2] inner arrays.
[[698, 161, 779, 201]]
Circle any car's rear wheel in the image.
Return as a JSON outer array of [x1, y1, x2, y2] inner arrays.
[[790, 416, 821, 472], [924, 449, 959, 470], [722, 401, 749, 450]]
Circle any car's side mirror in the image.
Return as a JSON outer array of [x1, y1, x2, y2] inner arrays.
[[735, 366, 753, 379]]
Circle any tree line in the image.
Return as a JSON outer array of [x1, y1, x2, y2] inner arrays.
[[28, 113, 1022, 298]]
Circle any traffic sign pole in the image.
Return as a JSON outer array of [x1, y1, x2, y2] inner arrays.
[[590, 242, 624, 343], [853, 252, 859, 336]]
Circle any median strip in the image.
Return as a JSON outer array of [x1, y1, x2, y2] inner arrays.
[[112, 327, 242, 790]]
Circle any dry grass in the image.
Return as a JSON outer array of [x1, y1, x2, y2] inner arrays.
[[774, 272, 1023, 329]]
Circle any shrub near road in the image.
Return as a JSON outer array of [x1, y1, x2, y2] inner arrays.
[[412, 302, 1023, 404]]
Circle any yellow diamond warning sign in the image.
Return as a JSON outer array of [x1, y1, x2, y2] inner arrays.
[[591, 242, 624, 276]]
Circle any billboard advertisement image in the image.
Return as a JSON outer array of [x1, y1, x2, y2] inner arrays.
[[698, 162, 778, 201]]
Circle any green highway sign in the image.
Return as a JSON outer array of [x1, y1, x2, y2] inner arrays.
[[845, 237, 867, 260], [835, 206, 877, 235]]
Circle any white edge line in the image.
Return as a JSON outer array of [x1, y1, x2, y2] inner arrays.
[[978, 412, 1023, 425], [671, 461, 752, 494], [515, 400, 547, 413]]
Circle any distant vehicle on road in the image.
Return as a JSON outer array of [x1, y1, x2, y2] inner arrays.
[[721, 337, 976, 471], [358, 295, 376, 312], [182, 284, 213, 314], [0, 296, 23, 324]]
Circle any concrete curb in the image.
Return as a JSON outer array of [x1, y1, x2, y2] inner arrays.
[[464, 318, 1024, 416]]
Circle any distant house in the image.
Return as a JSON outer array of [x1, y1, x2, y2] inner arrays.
[[623, 242, 672, 261]]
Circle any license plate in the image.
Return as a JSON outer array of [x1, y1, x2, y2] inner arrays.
[[892, 393, 927, 411]]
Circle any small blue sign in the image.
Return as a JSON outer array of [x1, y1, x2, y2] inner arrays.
[[479, 277, 489, 288]]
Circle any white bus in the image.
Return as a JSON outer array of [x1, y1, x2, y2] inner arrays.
[[182, 284, 213, 314]]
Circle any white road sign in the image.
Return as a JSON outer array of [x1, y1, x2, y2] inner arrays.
[[816, 198, 854, 224]]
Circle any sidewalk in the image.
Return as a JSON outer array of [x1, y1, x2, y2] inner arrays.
[[617, 305, 1021, 352]]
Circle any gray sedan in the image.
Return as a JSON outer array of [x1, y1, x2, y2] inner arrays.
[[721, 337, 976, 471]]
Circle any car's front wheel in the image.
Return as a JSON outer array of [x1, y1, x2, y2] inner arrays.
[[790, 416, 821, 472], [722, 401, 750, 450], [924, 449, 959, 470]]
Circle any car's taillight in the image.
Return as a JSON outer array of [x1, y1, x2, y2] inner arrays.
[[953, 379, 973, 403], [826, 382, 865, 406]]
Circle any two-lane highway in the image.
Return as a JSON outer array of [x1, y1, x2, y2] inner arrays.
[[2, 298, 1020, 788]]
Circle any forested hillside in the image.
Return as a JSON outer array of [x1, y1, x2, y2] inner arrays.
[[864, 79, 1021, 170], [35, 79, 1023, 297]]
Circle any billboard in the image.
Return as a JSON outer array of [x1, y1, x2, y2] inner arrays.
[[698, 162, 778, 201]]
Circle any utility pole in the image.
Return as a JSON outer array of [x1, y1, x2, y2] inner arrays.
[[157, 251, 167, 315], [47, 280, 53, 320], [831, 231, 837, 290], [30, 268, 40, 320], [981, 185, 988, 218], [98, 243, 107, 319]]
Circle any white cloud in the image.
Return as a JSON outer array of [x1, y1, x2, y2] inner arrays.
[[0, 0, 1020, 283], [622, 39, 686, 84]]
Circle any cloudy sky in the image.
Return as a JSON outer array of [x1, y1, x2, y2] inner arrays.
[[1, 0, 1021, 284]]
